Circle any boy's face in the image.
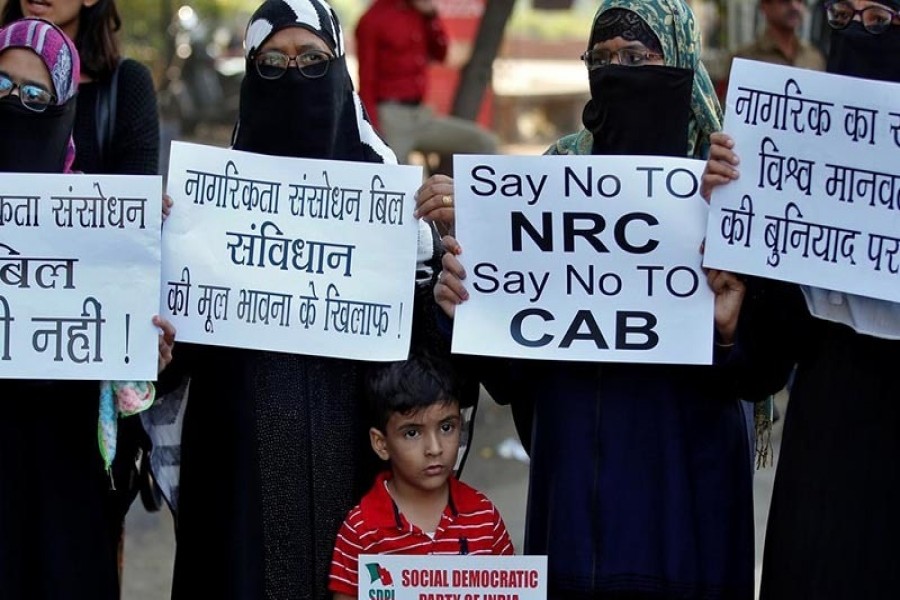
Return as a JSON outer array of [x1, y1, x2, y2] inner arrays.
[[370, 401, 461, 495]]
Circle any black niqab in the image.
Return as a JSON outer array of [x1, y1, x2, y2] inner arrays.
[[582, 64, 694, 157], [827, 20, 900, 83], [0, 96, 76, 172], [233, 55, 367, 161], [233, 0, 392, 164]]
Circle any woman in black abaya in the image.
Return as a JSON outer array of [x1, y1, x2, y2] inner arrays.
[[703, 2, 900, 597], [167, 1, 441, 599], [0, 17, 175, 599]]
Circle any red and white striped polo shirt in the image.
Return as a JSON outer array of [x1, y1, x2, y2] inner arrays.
[[329, 471, 515, 596]]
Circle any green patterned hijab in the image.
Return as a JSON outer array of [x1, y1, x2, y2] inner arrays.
[[551, 0, 722, 159]]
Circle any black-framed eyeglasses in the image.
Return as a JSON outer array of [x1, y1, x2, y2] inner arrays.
[[253, 49, 333, 80], [825, 0, 898, 34], [0, 72, 56, 112], [580, 48, 664, 70]]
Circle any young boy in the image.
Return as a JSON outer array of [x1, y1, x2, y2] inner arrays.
[[329, 352, 514, 599]]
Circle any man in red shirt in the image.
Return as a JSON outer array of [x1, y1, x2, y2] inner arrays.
[[355, 0, 497, 166]]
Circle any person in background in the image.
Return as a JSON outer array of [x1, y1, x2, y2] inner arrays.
[[355, 0, 497, 166], [430, 1, 758, 598], [0, 18, 174, 599], [732, 0, 825, 72], [329, 352, 514, 600], [702, 2, 900, 597]]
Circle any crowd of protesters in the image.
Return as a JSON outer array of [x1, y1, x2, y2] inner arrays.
[[0, 1, 897, 600]]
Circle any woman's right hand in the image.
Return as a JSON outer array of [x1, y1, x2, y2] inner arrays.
[[153, 315, 176, 375], [435, 235, 469, 319], [700, 132, 740, 202], [414, 174, 455, 232], [162, 193, 173, 223]]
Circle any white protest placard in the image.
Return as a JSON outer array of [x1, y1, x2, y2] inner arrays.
[[452, 155, 714, 365], [704, 59, 900, 302], [162, 142, 421, 361], [358, 554, 547, 600], [0, 173, 162, 380]]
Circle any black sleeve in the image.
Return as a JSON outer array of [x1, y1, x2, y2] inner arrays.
[[718, 276, 811, 401], [154, 340, 199, 396], [110, 59, 160, 175]]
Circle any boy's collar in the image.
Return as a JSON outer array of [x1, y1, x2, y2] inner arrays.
[[365, 471, 459, 530]]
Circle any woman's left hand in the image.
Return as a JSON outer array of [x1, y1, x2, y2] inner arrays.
[[414, 174, 455, 231], [706, 268, 745, 345], [701, 132, 740, 202], [153, 315, 176, 374]]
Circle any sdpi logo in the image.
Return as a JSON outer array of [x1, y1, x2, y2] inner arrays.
[[365, 562, 395, 599]]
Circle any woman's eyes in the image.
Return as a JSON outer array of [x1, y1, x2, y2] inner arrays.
[[620, 51, 645, 66], [21, 85, 50, 101], [258, 53, 287, 67], [298, 51, 329, 65]]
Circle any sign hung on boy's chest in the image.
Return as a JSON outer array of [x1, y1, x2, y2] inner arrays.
[[359, 555, 547, 600]]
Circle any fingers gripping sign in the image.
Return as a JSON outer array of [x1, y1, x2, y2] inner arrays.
[[153, 315, 176, 374], [434, 235, 468, 319], [701, 133, 740, 202], [414, 174, 456, 232]]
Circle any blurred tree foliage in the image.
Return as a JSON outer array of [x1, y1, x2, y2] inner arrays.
[[0, 0, 586, 77], [114, 0, 589, 74], [119, 0, 258, 69], [507, 1, 594, 41], [117, 0, 364, 74]]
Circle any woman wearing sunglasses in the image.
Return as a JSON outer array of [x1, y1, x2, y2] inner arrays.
[[703, 2, 900, 598]]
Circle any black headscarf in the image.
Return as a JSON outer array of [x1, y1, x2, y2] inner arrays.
[[589, 7, 663, 54], [826, 0, 900, 83], [232, 0, 395, 163]]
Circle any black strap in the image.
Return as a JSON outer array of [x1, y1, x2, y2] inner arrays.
[[94, 60, 122, 172]]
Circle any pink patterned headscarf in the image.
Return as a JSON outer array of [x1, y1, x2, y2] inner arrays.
[[0, 18, 79, 171]]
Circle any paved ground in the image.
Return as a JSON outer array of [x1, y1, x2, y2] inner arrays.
[[121, 389, 787, 598]]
